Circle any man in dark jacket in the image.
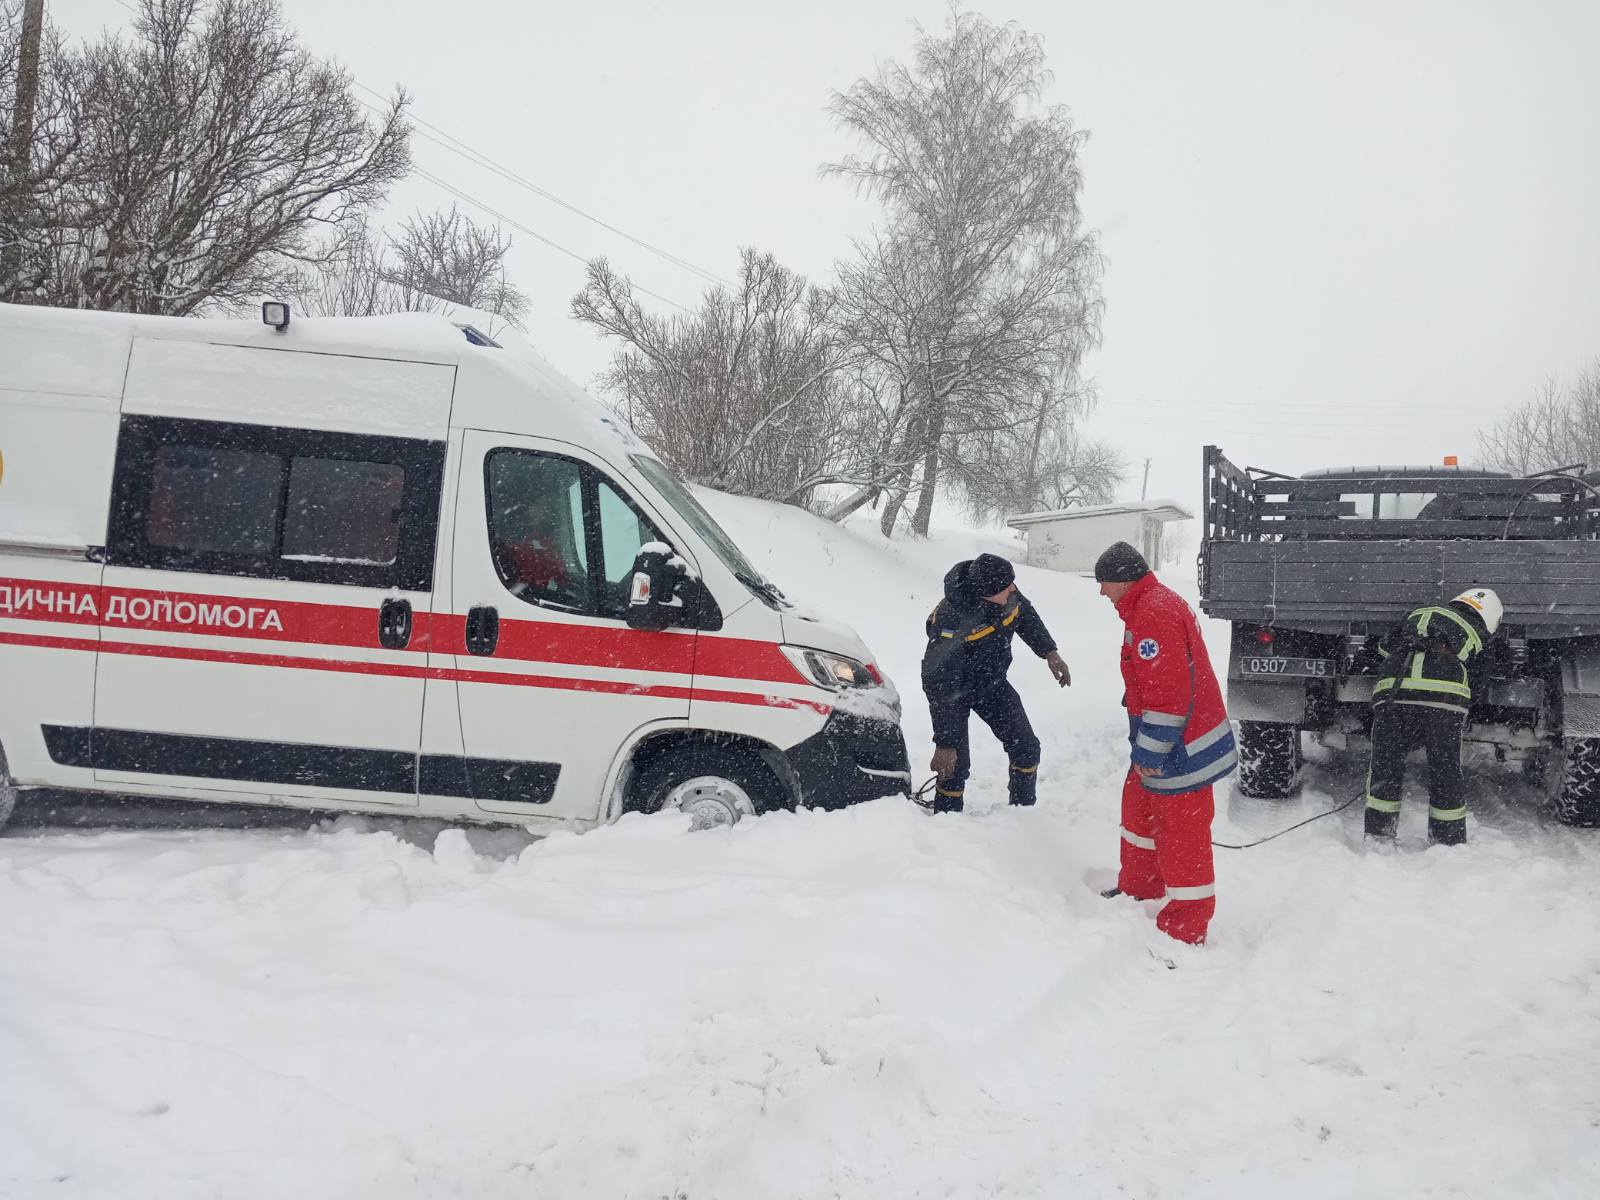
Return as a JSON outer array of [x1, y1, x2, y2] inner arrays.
[[1365, 587, 1501, 845], [921, 553, 1071, 812]]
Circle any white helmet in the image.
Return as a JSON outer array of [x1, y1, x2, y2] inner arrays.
[[1452, 587, 1503, 635]]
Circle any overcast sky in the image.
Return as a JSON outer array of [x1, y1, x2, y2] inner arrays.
[[60, 0, 1600, 516]]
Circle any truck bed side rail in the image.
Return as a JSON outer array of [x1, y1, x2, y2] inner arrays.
[[1201, 445, 1597, 542], [1202, 444, 1258, 541]]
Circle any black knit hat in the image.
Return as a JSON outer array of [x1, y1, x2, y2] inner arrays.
[[1094, 541, 1150, 583], [967, 553, 1016, 597]]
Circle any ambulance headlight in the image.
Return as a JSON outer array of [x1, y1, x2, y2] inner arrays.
[[782, 645, 875, 690]]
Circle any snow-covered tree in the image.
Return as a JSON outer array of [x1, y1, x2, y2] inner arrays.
[[300, 206, 529, 329], [1, 0, 86, 299], [823, 10, 1105, 535], [573, 248, 857, 506], [3, 0, 409, 314]]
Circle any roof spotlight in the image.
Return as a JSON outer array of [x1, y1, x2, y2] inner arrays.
[[261, 301, 291, 332]]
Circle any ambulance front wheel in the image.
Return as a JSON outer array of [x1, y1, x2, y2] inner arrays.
[[631, 745, 790, 829]]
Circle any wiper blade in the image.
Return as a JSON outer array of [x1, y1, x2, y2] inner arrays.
[[737, 572, 787, 607]]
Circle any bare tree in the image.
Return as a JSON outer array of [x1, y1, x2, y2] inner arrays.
[[1477, 361, 1600, 474], [824, 10, 1103, 536], [1, 0, 86, 298], [1160, 524, 1193, 570], [953, 401, 1126, 521], [294, 215, 395, 318], [299, 206, 530, 330], [386, 205, 529, 327], [3, 0, 409, 314], [573, 248, 855, 505]]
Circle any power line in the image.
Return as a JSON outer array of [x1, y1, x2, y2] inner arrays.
[[1086, 412, 1401, 433], [410, 166, 693, 313], [102, 0, 720, 305], [1093, 404, 1461, 426], [348, 79, 736, 291], [1102, 395, 1462, 418]]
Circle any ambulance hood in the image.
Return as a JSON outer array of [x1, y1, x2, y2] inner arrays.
[[780, 608, 876, 669]]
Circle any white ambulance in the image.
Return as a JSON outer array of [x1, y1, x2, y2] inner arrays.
[[0, 302, 910, 832]]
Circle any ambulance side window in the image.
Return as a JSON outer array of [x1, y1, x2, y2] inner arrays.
[[484, 450, 670, 620], [108, 415, 444, 590], [592, 478, 658, 619], [282, 458, 406, 567], [146, 445, 280, 556], [486, 450, 592, 613]]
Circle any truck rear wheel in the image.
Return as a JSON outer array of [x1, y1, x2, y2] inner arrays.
[[1554, 738, 1600, 827], [1236, 721, 1302, 799]]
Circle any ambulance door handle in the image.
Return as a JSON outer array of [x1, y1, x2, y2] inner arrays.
[[378, 598, 413, 650], [465, 605, 500, 656]]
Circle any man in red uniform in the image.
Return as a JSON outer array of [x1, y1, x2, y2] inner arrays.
[[1095, 542, 1236, 945]]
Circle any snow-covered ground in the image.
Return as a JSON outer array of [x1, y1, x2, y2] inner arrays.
[[4, 494, 1600, 1199]]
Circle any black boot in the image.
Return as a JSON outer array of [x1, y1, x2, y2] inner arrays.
[[1008, 762, 1038, 807], [933, 787, 965, 814], [1429, 810, 1467, 845], [1364, 806, 1399, 840]]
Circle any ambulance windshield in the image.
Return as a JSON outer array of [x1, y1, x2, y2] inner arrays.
[[631, 455, 787, 607]]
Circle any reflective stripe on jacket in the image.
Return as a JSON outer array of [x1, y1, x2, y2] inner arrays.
[[1116, 573, 1237, 793], [1371, 603, 1487, 712]]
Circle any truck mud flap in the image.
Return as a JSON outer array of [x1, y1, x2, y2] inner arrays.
[[1562, 646, 1600, 739], [1226, 678, 1307, 724]]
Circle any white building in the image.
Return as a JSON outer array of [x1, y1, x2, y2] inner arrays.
[[1007, 500, 1194, 574]]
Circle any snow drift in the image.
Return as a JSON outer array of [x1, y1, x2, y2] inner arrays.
[[3, 492, 1599, 1199]]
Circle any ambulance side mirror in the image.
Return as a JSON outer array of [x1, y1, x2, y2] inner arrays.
[[626, 545, 689, 631], [625, 545, 723, 632]]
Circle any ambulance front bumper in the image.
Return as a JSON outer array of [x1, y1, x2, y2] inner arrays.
[[785, 712, 911, 810]]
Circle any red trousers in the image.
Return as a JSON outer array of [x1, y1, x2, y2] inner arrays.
[[1118, 768, 1216, 944]]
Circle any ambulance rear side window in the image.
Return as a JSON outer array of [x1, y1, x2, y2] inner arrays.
[[147, 445, 280, 556], [282, 458, 405, 566], [109, 415, 445, 591]]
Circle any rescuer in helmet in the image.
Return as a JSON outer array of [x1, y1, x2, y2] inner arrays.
[[1365, 587, 1502, 845]]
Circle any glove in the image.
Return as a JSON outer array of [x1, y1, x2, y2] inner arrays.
[[1348, 641, 1381, 674], [1046, 651, 1071, 687], [931, 747, 958, 780]]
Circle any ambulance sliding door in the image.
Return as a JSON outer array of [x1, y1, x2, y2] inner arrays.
[[80, 340, 451, 808]]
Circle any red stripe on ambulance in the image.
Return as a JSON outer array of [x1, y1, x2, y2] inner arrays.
[[0, 629, 831, 715], [0, 575, 810, 686]]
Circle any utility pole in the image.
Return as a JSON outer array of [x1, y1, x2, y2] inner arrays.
[[3, 0, 47, 291], [1140, 456, 1152, 502]]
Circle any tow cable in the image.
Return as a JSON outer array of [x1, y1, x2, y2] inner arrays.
[[1209, 792, 1362, 849], [909, 776, 1363, 849]]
